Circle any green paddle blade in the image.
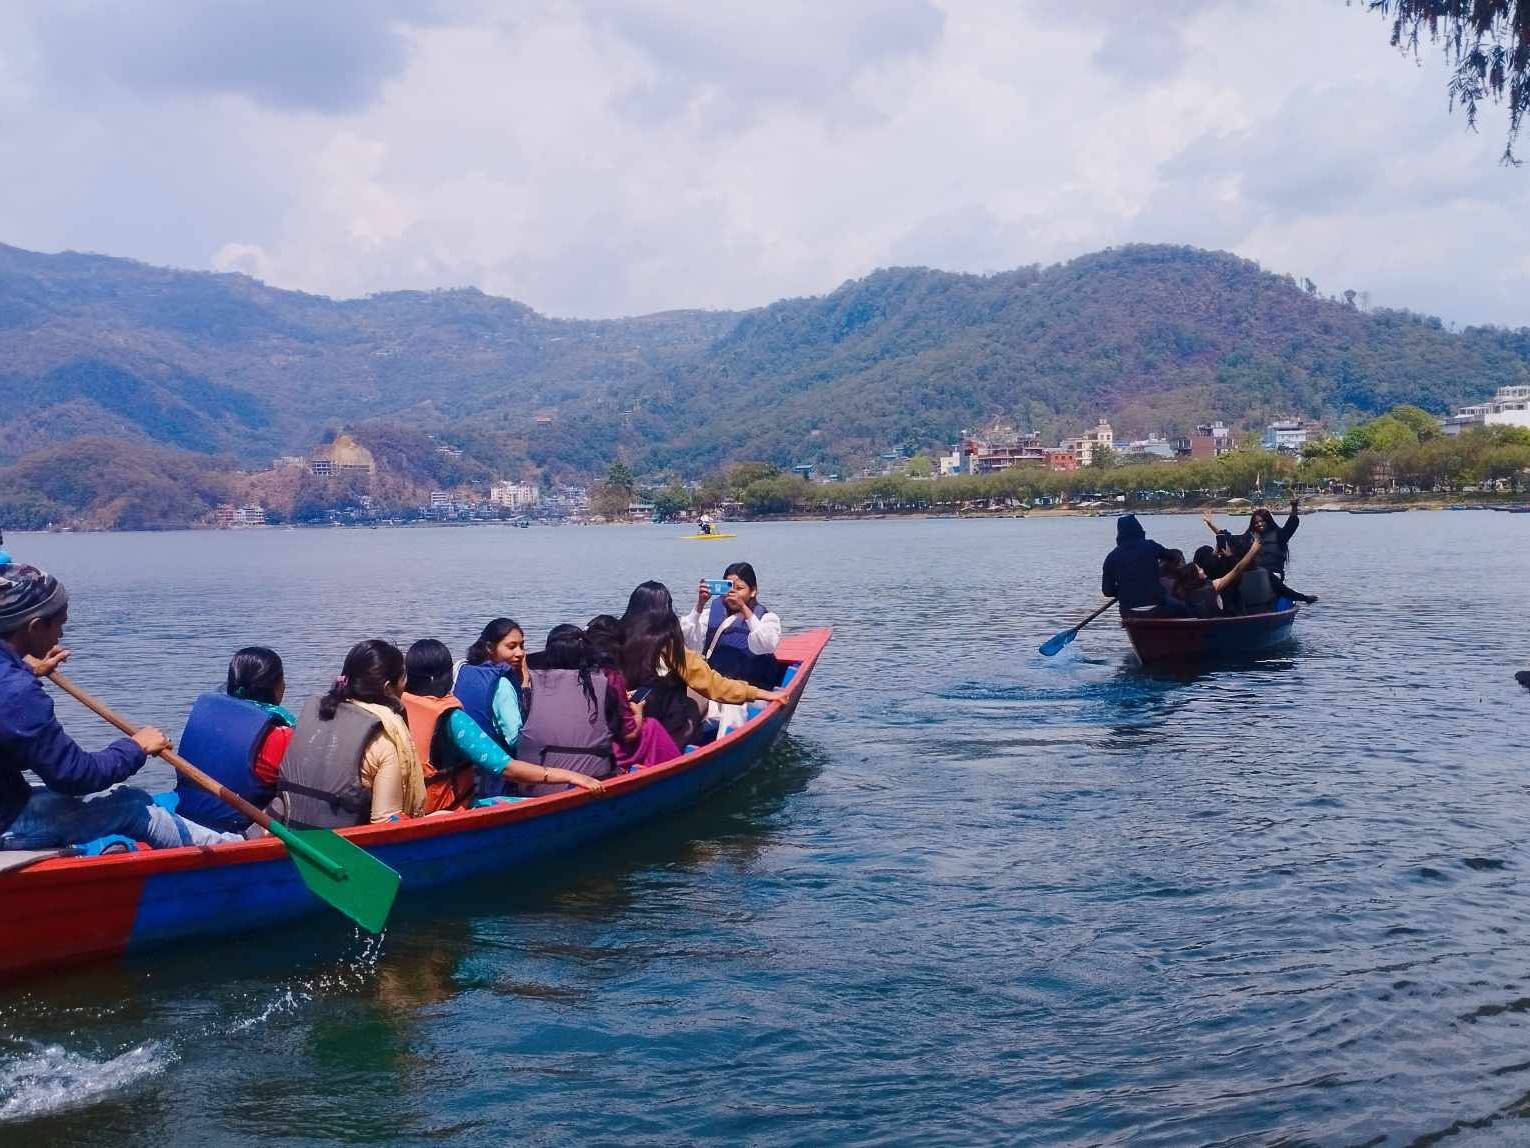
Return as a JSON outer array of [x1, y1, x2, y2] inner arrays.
[[1039, 628, 1078, 657], [268, 821, 401, 934]]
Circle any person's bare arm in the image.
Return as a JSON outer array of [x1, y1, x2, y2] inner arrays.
[[1212, 538, 1262, 593], [501, 759, 606, 794], [1201, 511, 1220, 537]]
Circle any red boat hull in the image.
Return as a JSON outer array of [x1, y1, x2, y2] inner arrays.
[[1121, 607, 1299, 666], [0, 629, 832, 982]]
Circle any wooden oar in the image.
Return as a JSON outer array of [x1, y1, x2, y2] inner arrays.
[[41, 669, 400, 934], [1039, 598, 1117, 656]]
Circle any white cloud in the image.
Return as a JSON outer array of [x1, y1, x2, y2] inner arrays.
[[0, 0, 1525, 325]]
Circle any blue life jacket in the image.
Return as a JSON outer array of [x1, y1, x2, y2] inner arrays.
[[703, 600, 782, 689], [175, 692, 284, 832], [453, 663, 516, 753]]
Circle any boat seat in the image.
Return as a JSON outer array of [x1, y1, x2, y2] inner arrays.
[[1238, 569, 1276, 614]]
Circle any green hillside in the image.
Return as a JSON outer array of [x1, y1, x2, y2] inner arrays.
[[2, 241, 1527, 492], [624, 247, 1530, 474]]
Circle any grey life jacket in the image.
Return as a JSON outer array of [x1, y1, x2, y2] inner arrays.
[[1253, 526, 1286, 574], [515, 668, 616, 796], [274, 696, 380, 829]]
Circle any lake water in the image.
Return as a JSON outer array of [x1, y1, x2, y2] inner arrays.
[[3, 513, 1530, 1146]]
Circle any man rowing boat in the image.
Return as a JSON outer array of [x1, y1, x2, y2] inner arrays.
[[1101, 514, 1172, 615], [0, 563, 241, 852]]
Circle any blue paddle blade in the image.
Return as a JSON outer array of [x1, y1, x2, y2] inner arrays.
[[1039, 628, 1077, 657]]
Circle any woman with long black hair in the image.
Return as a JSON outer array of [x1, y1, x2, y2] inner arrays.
[[275, 639, 427, 827], [620, 581, 784, 748], [1202, 498, 1318, 606], [515, 625, 623, 796]]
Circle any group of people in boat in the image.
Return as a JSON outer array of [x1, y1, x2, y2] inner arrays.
[[0, 560, 786, 853], [1102, 499, 1319, 619]]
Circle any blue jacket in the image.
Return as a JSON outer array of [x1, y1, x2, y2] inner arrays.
[[453, 662, 517, 753], [0, 643, 146, 833], [1101, 515, 1168, 610], [703, 600, 782, 689]]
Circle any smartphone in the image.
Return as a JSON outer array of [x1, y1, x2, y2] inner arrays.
[[704, 579, 733, 596], [629, 686, 654, 704]]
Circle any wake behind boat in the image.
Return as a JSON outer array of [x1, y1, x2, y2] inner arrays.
[[0, 630, 832, 981]]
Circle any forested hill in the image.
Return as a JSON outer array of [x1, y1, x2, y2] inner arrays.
[[0, 241, 732, 470], [3, 241, 1527, 479], [624, 248, 1530, 474]]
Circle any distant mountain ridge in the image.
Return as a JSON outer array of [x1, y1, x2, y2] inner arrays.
[[3, 240, 1527, 479]]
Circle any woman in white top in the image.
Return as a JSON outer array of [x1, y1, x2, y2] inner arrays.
[[681, 562, 783, 735]]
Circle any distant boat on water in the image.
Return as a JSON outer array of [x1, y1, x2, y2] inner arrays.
[[1348, 507, 1407, 514]]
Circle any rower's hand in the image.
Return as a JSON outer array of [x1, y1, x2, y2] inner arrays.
[[29, 645, 70, 677], [133, 726, 171, 756], [696, 578, 711, 613]]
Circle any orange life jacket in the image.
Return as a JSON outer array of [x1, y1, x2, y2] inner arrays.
[[402, 692, 476, 812]]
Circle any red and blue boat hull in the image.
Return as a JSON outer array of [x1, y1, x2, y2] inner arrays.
[[1121, 606, 1299, 666], [0, 630, 832, 982]]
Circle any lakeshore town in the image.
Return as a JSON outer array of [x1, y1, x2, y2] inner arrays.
[[204, 384, 1530, 530]]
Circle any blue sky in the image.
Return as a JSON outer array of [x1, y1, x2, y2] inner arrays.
[[1, 0, 1525, 325]]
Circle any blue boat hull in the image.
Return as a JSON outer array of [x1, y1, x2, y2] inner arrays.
[[0, 629, 832, 980]]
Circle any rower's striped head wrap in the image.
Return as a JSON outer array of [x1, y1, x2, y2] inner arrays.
[[0, 564, 68, 635]]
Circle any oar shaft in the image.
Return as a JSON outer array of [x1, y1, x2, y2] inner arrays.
[[1075, 598, 1118, 630], [46, 669, 274, 832]]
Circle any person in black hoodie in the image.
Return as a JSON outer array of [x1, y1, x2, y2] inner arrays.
[[1101, 515, 1171, 614]]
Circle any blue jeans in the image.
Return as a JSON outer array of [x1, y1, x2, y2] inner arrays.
[[0, 788, 242, 850]]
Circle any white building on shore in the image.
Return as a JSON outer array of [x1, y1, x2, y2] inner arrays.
[[1263, 419, 1309, 453], [1442, 385, 1530, 436], [489, 481, 541, 510]]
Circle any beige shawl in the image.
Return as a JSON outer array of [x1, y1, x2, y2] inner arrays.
[[351, 700, 428, 819]]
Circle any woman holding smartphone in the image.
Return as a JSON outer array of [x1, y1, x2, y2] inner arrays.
[[681, 561, 783, 689]]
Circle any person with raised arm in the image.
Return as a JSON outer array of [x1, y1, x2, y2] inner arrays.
[[1202, 498, 1318, 605], [682, 561, 784, 689], [1172, 538, 1264, 618], [620, 581, 785, 748]]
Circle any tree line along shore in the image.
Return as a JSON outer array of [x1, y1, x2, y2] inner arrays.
[[4, 404, 1528, 532]]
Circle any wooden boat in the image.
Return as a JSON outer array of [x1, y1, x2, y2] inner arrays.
[[1121, 606, 1299, 666], [0, 630, 833, 982]]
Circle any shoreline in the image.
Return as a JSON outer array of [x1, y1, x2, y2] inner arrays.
[[10, 494, 1529, 535]]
